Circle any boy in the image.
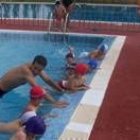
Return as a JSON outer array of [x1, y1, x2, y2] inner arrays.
[[87, 59, 98, 73], [10, 116, 46, 140], [79, 44, 109, 60], [0, 85, 59, 132], [59, 63, 90, 92]]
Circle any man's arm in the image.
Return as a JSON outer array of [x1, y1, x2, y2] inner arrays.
[[24, 70, 68, 107], [25, 74, 37, 86], [39, 71, 64, 91]]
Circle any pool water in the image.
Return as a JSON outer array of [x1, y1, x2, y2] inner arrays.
[[0, 3, 140, 23], [0, 31, 115, 140]]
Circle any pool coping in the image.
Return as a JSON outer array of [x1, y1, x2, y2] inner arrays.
[[59, 34, 126, 140]]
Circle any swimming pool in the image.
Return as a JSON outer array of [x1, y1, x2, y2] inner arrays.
[[0, 30, 115, 140], [1, 3, 140, 23]]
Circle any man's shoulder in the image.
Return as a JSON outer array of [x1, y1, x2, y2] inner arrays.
[[20, 63, 32, 73]]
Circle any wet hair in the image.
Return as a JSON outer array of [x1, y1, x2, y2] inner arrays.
[[65, 53, 74, 59], [32, 55, 47, 67]]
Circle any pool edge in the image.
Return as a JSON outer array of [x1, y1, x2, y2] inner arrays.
[[59, 35, 126, 140]]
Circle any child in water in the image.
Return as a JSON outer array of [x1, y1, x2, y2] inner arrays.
[[10, 116, 46, 140], [79, 44, 109, 60], [59, 63, 90, 92], [0, 86, 58, 133]]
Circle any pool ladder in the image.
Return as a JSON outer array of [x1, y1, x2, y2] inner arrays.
[[48, 12, 53, 34], [63, 13, 69, 33]]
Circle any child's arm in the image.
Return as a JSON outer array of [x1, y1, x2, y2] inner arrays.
[[76, 85, 90, 90], [42, 114, 59, 118], [40, 102, 69, 108]]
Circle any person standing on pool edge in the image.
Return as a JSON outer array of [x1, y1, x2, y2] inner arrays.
[[54, 0, 75, 30], [0, 55, 68, 107]]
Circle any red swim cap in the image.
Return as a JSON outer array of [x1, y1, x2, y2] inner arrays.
[[30, 85, 45, 98], [75, 63, 88, 75]]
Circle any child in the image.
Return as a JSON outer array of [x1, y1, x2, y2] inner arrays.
[[0, 85, 58, 133], [65, 47, 99, 77], [65, 47, 77, 79], [10, 116, 46, 140], [53, 0, 67, 30], [59, 63, 90, 92], [61, 0, 75, 29], [79, 44, 109, 60], [87, 59, 98, 73]]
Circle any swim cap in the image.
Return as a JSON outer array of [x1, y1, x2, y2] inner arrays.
[[30, 85, 45, 98], [21, 111, 37, 124], [99, 44, 108, 53], [25, 116, 46, 135], [75, 63, 88, 75], [88, 60, 98, 69], [79, 52, 89, 58]]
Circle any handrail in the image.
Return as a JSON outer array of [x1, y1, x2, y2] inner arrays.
[[0, 2, 2, 20], [48, 12, 53, 33], [63, 13, 69, 33]]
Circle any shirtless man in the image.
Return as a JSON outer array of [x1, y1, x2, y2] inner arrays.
[[0, 55, 68, 106], [59, 63, 90, 92]]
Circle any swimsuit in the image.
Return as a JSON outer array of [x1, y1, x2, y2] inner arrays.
[[20, 111, 37, 125], [66, 62, 77, 69], [58, 80, 68, 90]]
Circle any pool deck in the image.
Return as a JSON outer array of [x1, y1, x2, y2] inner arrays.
[[0, 21, 140, 140], [89, 31, 140, 140]]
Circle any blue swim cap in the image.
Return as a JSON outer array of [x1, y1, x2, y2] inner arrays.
[[88, 60, 98, 69], [25, 116, 46, 135], [99, 44, 108, 53]]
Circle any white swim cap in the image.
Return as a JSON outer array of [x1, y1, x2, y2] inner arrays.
[[79, 52, 89, 58], [21, 111, 37, 124]]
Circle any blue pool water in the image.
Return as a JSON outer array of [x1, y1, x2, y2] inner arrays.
[[0, 31, 115, 140], [0, 3, 140, 23]]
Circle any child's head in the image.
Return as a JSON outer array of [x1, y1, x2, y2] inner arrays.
[[65, 52, 74, 64], [87, 60, 98, 73], [99, 44, 108, 54], [75, 63, 88, 76], [30, 85, 45, 106], [25, 116, 46, 139]]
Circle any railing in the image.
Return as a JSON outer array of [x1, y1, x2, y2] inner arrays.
[[63, 13, 69, 33], [48, 12, 53, 33], [0, 2, 139, 33]]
